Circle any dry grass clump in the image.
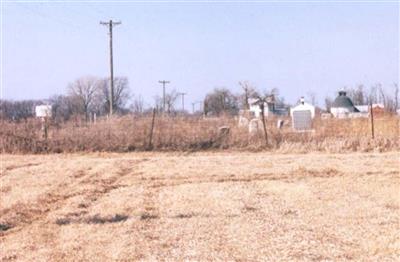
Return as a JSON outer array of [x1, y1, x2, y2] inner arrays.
[[0, 114, 398, 153]]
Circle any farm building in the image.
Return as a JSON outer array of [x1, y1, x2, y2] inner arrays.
[[290, 97, 315, 130], [330, 90, 360, 118], [370, 104, 385, 115], [248, 98, 274, 118], [354, 105, 369, 113], [354, 103, 385, 117], [248, 98, 288, 118]]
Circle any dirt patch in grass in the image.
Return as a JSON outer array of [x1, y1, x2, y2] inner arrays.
[[0, 223, 13, 232], [140, 213, 159, 220], [56, 214, 129, 225]]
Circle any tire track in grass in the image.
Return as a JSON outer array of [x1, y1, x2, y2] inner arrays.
[[0, 159, 144, 238], [134, 172, 165, 259]]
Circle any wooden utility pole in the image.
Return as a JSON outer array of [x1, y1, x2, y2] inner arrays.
[[41, 117, 48, 140], [100, 20, 121, 116], [178, 92, 186, 111], [158, 80, 170, 113]]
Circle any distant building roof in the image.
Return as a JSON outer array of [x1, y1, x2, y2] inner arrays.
[[355, 105, 369, 113], [372, 103, 384, 108], [332, 91, 359, 112]]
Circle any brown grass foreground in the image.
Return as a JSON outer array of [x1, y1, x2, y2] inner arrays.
[[1, 115, 399, 153], [1, 152, 399, 261]]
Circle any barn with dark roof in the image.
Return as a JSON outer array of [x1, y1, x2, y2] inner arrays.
[[330, 91, 359, 118]]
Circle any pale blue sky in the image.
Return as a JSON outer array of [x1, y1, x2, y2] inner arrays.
[[2, 1, 399, 107]]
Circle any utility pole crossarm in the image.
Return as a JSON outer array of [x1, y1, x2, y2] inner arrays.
[[100, 21, 121, 26]]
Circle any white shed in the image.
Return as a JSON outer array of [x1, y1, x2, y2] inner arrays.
[[35, 105, 52, 118]]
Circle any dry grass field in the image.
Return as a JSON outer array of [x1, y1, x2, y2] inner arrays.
[[1, 152, 399, 261]]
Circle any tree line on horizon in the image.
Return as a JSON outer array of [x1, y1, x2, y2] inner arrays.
[[0, 76, 398, 122]]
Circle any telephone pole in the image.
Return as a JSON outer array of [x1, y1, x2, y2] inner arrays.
[[158, 80, 170, 112], [192, 101, 201, 114], [100, 20, 121, 116], [178, 92, 186, 111]]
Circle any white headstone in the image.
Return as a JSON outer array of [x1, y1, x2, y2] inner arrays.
[[292, 110, 312, 130], [277, 119, 284, 129], [249, 119, 261, 134], [238, 116, 249, 128]]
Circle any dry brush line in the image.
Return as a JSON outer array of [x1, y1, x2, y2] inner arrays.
[[0, 115, 398, 153]]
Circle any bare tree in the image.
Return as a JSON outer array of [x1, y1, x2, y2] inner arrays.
[[344, 85, 366, 105], [0, 99, 42, 121], [49, 95, 75, 122], [131, 95, 144, 114], [97, 77, 131, 114], [164, 89, 179, 114], [203, 88, 239, 116], [377, 84, 386, 105], [367, 85, 379, 104], [68, 76, 99, 121], [376, 83, 399, 112], [239, 81, 258, 110], [153, 95, 164, 113]]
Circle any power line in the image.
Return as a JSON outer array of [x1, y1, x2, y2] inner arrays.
[[16, 3, 94, 34], [100, 20, 121, 116]]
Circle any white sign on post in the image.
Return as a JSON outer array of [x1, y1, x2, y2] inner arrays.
[[35, 105, 52, 118]]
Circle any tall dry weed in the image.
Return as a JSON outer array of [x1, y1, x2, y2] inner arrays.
[[0, 115, 398, 153]]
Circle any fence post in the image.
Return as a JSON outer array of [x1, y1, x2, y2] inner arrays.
[[41, 117, 48, 140], [147, 108, 156, 150], [260, 104, 268, 146], [370, 102, 375, 139]]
